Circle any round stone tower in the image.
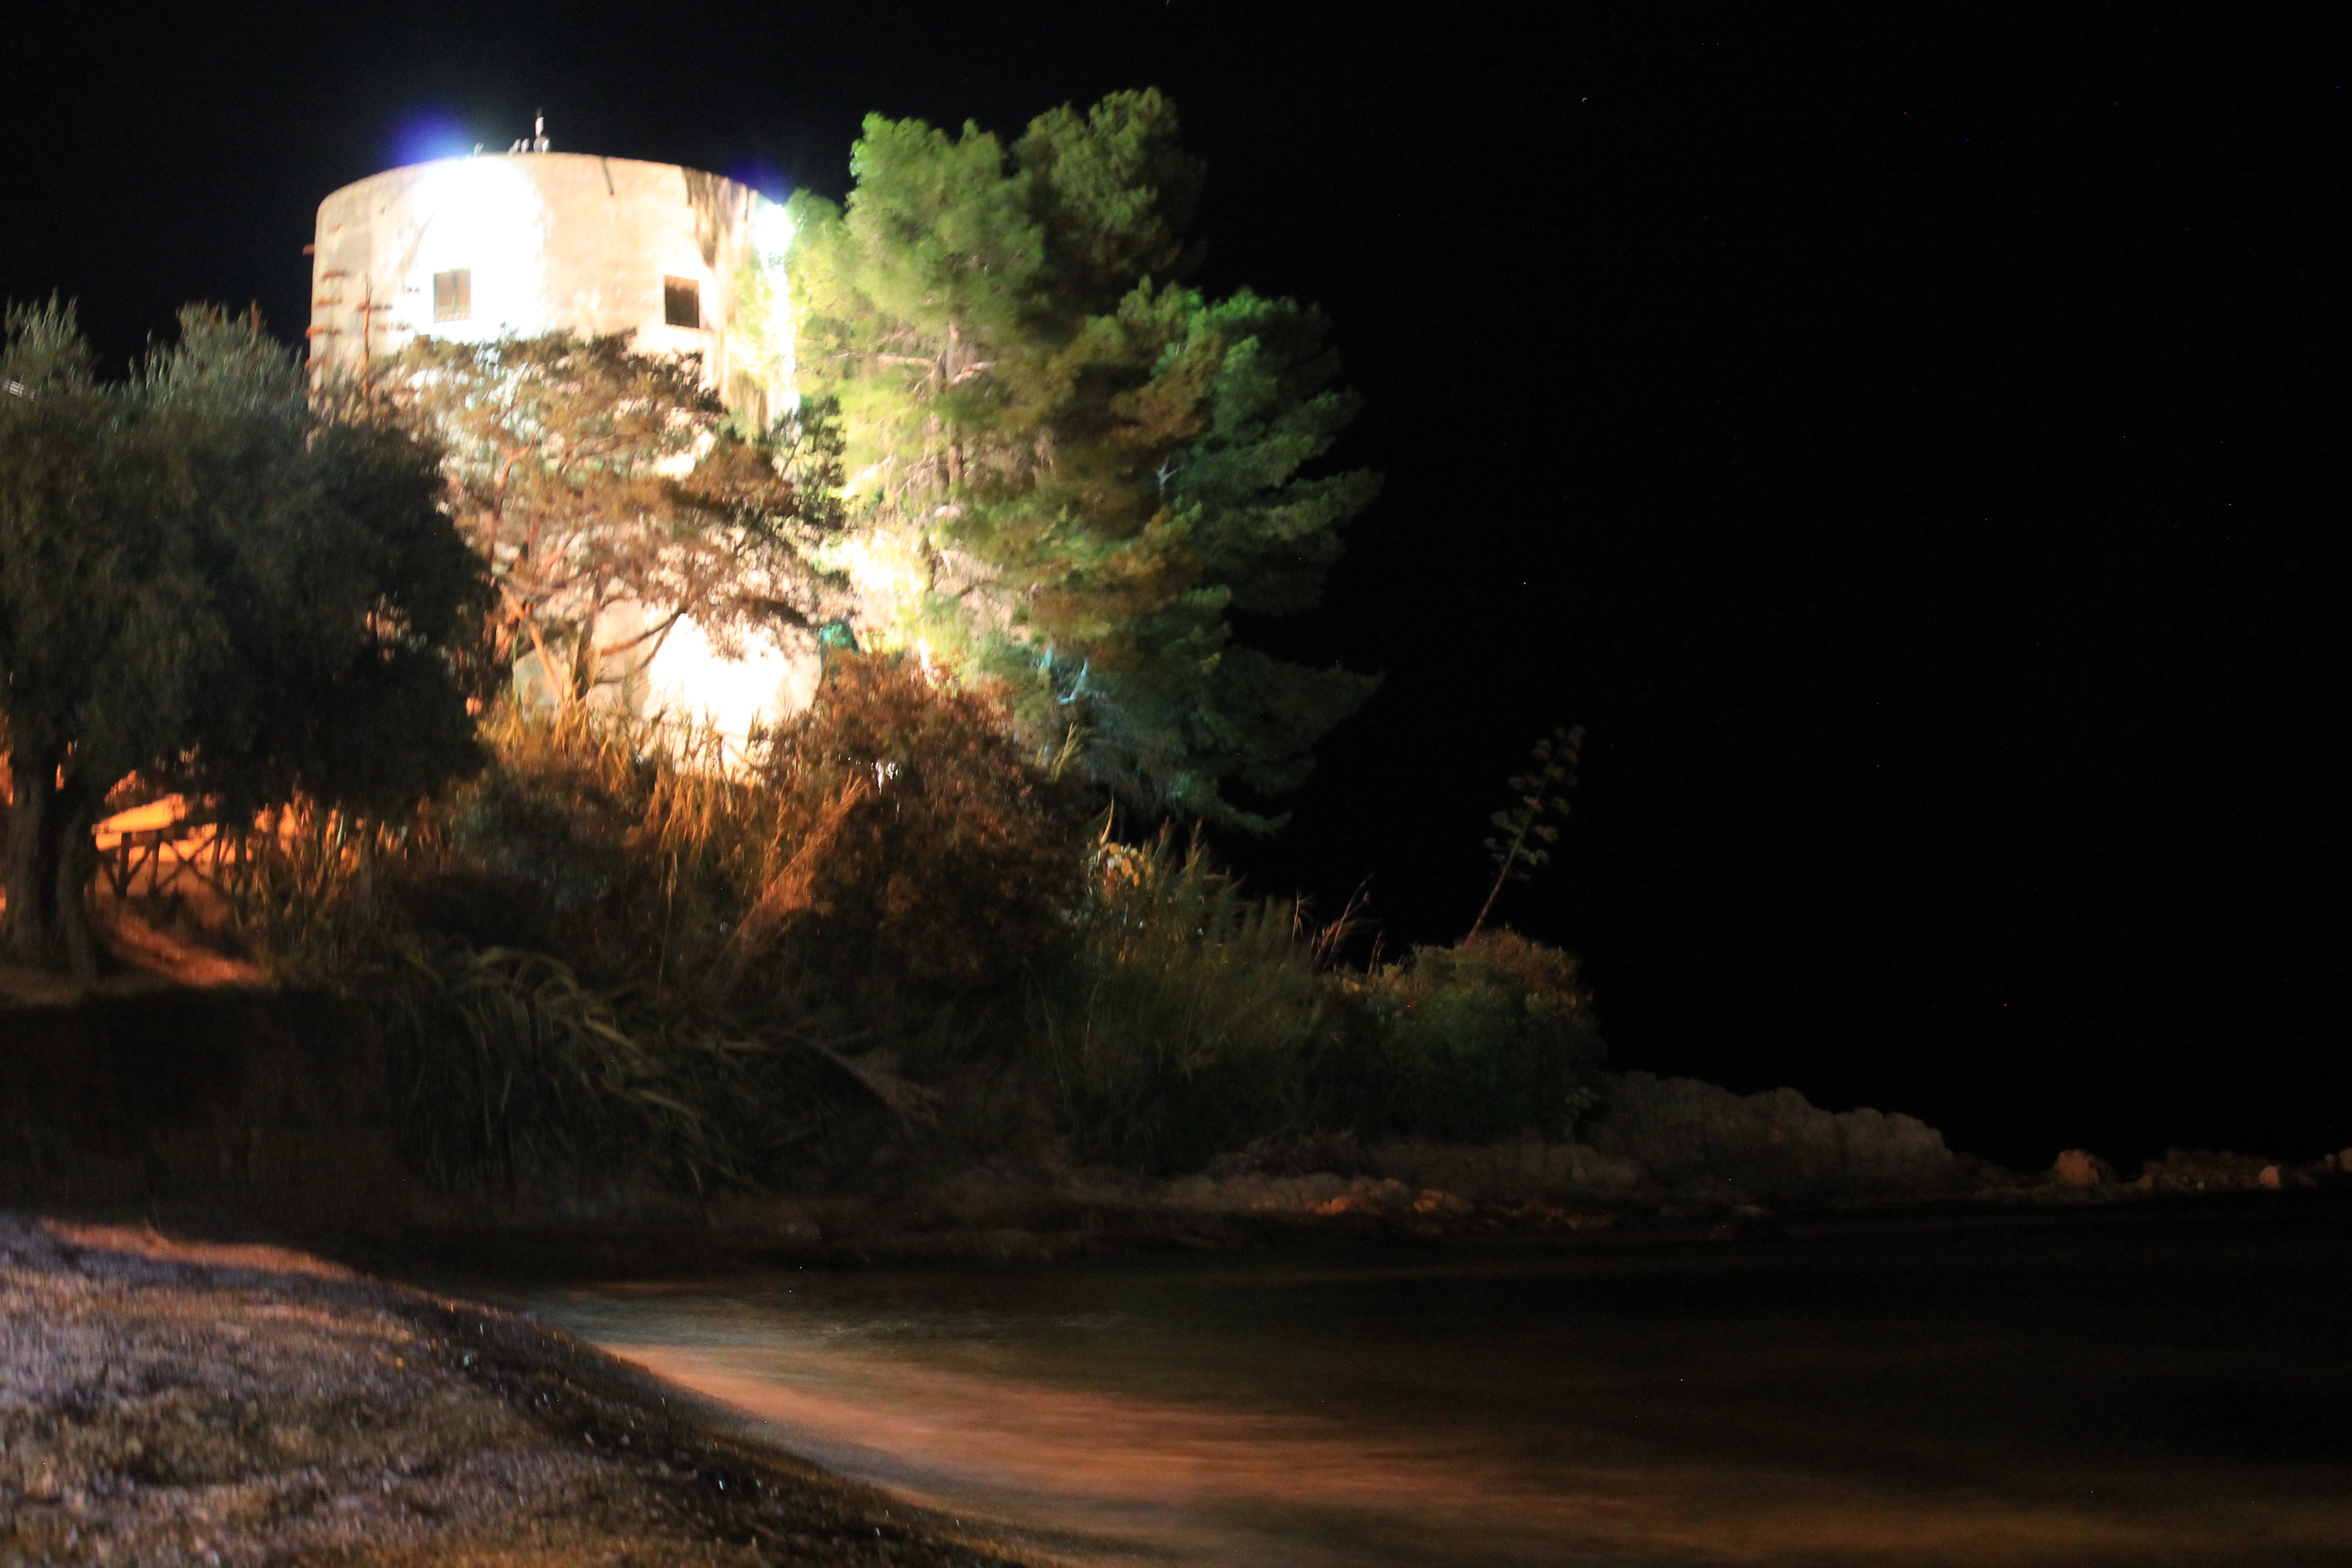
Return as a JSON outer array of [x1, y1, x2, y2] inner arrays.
[[306, 143, 809, 752], [306, 148, 792, 424]]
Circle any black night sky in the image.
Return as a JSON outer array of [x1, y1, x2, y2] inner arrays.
[[4, 6, 2343, 1170]]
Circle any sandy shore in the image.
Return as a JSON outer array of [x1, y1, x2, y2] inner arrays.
[[0, 1215, 1030, 1567]]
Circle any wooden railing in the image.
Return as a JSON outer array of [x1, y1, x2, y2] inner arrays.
[[93, 801, 227, 901]]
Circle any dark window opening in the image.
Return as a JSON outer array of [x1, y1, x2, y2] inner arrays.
[[664, 275, 702, 329], [433, 268, 471, 323]]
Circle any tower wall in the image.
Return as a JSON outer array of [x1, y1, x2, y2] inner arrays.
[[307, 152, 792, 420], [307, 150, 808, 755]]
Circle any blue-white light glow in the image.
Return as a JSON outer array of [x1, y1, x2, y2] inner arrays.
[[727, 160, 791, 205], [389, 110, 476, 168], [750, 194, 794, 262]]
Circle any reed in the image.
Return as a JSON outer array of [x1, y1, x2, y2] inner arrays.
[[222, 667, 1609, 1191], [1034, 830, 1331, 1172], [227, 669, 1051, 1193], [218, 804, 394, 974], [378, 937, 814, 1192]]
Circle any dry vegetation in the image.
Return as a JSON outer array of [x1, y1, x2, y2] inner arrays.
[[35, 652, 1610, 1204]]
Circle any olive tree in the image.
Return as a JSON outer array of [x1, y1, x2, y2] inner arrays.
[[0, 301, 489, 976]]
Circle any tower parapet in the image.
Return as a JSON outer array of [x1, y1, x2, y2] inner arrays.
[[307, 150, 792, 423]]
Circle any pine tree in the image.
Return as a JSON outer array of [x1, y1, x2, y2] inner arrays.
[[788, 89, 1380, 827], [0, 301, 489, 976]]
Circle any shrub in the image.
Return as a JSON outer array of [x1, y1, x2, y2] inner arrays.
[[378, 938, 817, 1192], [1325, 930, 1606, 1142], [226, 783, 842, 1192], [222, 673, 1610, 1190], [1027, 858, 1610, 1171], [760, 653, 1085, 990], [225, 663, 1086, 1193], [1033, 831, 1327, 1173]]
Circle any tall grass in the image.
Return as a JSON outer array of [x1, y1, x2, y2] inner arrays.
[[1034, 831, 1330, 1172], [380, 938, 799, 1191], [217, 804, 398, 974], [1029, 839, 1614, 1169], [449, 701, 830, 1004], [221, 705, 861, 1192], [224, 662, 1611, 1193], [228, 660, 1067, 1194]]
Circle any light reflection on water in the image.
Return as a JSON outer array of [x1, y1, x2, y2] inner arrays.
[[530, 1200, 2352, 1566]]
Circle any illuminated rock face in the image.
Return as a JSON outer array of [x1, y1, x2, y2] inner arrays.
[[309, 153, 806, 754]]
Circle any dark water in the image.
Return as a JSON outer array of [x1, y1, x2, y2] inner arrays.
[[529, 1195, 2352, 1566]]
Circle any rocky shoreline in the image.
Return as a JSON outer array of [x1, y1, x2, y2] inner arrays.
[[373, 1071, 2352, 1278], [10, 982, 2340, 1264], [0, 1214, 1040, 1568], [8, 1062, 2348, 1566]]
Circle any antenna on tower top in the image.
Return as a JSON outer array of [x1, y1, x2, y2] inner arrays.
[[510, 112, 552, 154]]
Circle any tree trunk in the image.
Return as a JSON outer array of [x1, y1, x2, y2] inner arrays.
[[3, 751, 100, 979], [4, 750, 61, 966], [53, 772, 99, 982], [567, 609, 602, 704]]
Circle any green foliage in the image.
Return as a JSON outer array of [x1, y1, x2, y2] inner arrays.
[[230, 689, 1610, 1186], [1033, 831, 1326, 1172], [379, 939, 800, 1192], [789, 89, 1380, 826], [382, 330, 842, 701], [230, 658, 1086, 1191], [1329, 931, 1607, 1144], [1469, 725, 1585, 940], [1026, 835, 1611, 1168], [219, 807, 401, 979], [762, 652, 1087, 989], [0, 299, 487, 973]]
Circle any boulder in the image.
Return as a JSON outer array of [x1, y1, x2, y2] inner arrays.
[[1581, 1071, 1963, 1202], [1364, 1136, 1652, 1205], [2132, 1148, 2297, 1193], [2051, 1149, 2113, 1189]]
